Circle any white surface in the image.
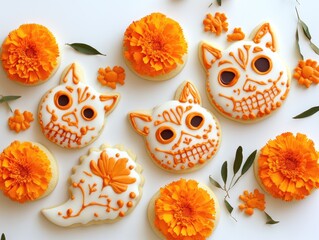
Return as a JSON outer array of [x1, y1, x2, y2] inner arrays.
[[0, 0, 319, 239]]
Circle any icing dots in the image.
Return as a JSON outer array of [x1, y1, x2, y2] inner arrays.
[[200, 22, 290, 121], [129, 81, 221, 172], [42, 144, 143, 227], [38, 63, 119, 148]]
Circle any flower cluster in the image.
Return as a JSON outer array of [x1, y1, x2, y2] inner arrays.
[[293, 59, 319, 88], [203, 12, 228, 36], [8, 109, 34, 133], [227, 28, 245, 42], [97, 66, 125, 89], [238, 189, 265, 216]]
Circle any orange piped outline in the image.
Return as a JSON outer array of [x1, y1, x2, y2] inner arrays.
[[129, 112, 152, 136], [251, 55, 273, 75], [185, 112, 205, 130], [201, 42, 222, 70], [54, 91, 73, 110], [81, 105, 97, 121], [252, 23, 276, 52], [155, 126, 176, 144], [218, 67, 240, 87]]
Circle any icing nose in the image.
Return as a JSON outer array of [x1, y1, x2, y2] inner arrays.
[[62, 110, 78, 127], [243, 79, 267, 92]]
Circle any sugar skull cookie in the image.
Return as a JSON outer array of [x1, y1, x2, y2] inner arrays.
[[199, 23, 290, 122], [38, 63, 119, 148], [129, 81, 221, 173], [42, 144, 143, 227]]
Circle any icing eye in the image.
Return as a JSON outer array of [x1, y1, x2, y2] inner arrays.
[[81, 106, 97, 121], [156, 126, 176, 144], [218, 67, 240, 87], [186, 112, 204, 130], [54, 91, 73, 110], [252, 55, 272, 75]]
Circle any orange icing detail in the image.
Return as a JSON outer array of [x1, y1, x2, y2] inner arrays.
[[201, 43, 222, 69], [63, 63, 80, 84], [8, 109, 34, 133], [81, 106, 97, 121], [99, 95, 119, 113], [129, 112, 152, 136], [97, 66, 125, 89], [58, 212, 62, 216], [129, 192, 136, 199], [1, 23, 59, 85], [90, 150, 136, 194], [61, 109, 79, 127], [77, 86, 91, 104], [94, 213, 99, 217], [89, 183, 97, 195], [117, 200, 124, 208], [229, 45, 251, 70], [251, 55, 273, 75], [154, 106, 188, 126], [185, 112, 204, 130], [54, 91, 73, 110], [127, 201, 133, 208], [218, 67, 240, 87], [123, 12, 187, 77], [293, 59, 319, 88], [129, 165, 134, 170], [154, 179, 216, 239], [257, 132, 319, 201], [203, 12, 228, 36], [253, 46, 263, 53], [119, 211, 125, 217], [218, 60, 232, 67], [238, 189, 265, 216], [66, 86, 74, 93], [179, 82, 201, 104], [227, 28, 245, 42], [83, 171, 93, 177], [253, 23, 276, 52], [156, 126, 177, 144], [0, 141, 52, 203]]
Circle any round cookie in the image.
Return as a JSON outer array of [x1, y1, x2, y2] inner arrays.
[[123, 12, 188, 81], [38, 63, 119, 149], [42, 144, 144, 227], [129, 81, 221, 173], [1, 23, 60, 86], [0, 141, 58, 203], [148, 178, 219, 240], [254, 132, 319, 201], [199, 22, 290, 122]]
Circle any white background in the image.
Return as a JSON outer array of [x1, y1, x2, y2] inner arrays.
[[1, 0, 319, 239]]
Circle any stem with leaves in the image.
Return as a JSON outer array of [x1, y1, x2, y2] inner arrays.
[[0, 95, 21, 112], [1, 233, 5, 240], [209, 0, 222, 8]]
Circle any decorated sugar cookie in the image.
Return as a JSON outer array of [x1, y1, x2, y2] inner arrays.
[[129, 81, 221, 173], [38, 63, 119, 148], [42, 144, 143, 227], [199, 23, 290, 122]]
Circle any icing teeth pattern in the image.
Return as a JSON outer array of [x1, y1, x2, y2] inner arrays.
[[129, 81, 221, 173]]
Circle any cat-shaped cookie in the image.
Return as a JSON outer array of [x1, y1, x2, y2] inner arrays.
[[129, 81, 221, 173], [38, 63, 119, 148], [199, 23, 290, 122]]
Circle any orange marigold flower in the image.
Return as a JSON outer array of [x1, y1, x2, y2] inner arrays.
[[97, 66, 125, 89], [1, 23, 60, 85], [227, 27, 245, 42], [0, 141, 52, 203], [293, 59, 319, 88], [257, 132, 319, 201], [154, 179, 216, 240], [8, 109, 34, 133], [123, 12, 188, 78], [238, 189, 265, 216], [90, 150, 136, 194], [203, 12, 228, 36]]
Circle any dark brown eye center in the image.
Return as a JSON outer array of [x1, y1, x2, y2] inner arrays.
[[220, 71, 235, 85], [83, 108, 94, 119], [190, 116, 203, 127], [160, 129, 174, 140], [58, 95, 70, 106], [254, 57, 270, 72]]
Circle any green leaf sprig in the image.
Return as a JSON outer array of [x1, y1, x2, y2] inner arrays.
[[0, 95, 21, 112], [1, 233, 6, 240], [209, 146, 257, 221], [66, 43, 106, 56], [293, 106, 319, 119], [265, 212, 280, 225], [295, 8, 319, 59], [209, 0, 222, 8]]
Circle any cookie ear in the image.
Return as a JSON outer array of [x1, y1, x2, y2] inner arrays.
[[62, 63, 81, 85], [252, 23, 277, 52], [99, 94, 119, 114], [129, 112, 152, 136], [199, 42, 222, 70], [177, 81, 201, 105]]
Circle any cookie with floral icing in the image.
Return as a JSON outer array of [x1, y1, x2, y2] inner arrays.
[[123, 12, 188, 81], [42, 144, 143, 227], [129, 81, 221, 173], [148, 178, 219, 239], [38, 63, 119, 148], [199, 22, 290, 122], [0, 141, 58, 203]]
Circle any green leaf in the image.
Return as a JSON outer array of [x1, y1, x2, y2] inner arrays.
[[299, 19, 312, 40], [233, 146, 243, 175], [1, 233, 5, 240], [0, 95, 21, 103], [66, 43, 106, 56], [209, 176, 222, 189], [221, 161, 228, 185], [265, 212, 279, 224], [217, 0, 222, 6], [241, 150, 257, 175], [296, 26, 304, 60], [293, 106, 319, 119], [224, 199, 233, 214], [310, 41, 319, 55]]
